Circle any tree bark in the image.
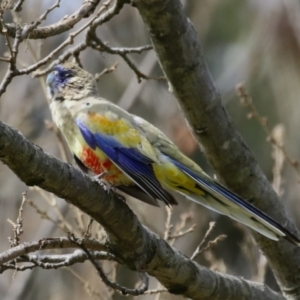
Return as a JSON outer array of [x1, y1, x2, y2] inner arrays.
[[132, 0, 300, 298]]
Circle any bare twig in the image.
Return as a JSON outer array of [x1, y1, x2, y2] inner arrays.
[[44, 120, 71, 162], [254, 254, 268, 283], [33, 0, 129, 77], [69, 233, 149, 295], [21, 0, 61, 39], [27, 198, 71, 234], [236, 84, 300, 178], [1, 263, 36, 273], [168, 223, 196, 239], [145, 288, 168, 295], [66, 267, 109, 298], [1, 250, 118, 273], [83, 219, 94, 238], [0, 237, 107, 266], [33, 42, 88, 76], [271, 125, 285, 196], [0, 24, 22, 96], [89, 0, 129, 29], [9, 1, 110, 76], [163, 206, 173, 240], [168, 211, 195, 242], [19, 3, 109, 76], [94, 62, 119, 81], [118, 50, 159, 110], [197, 234, 227, 255], [204, 250, 227, 273], [191, 222, 226, 260], [88, 34, 161, 82], [7, 192, 27, 247], [0, 15, 13, 56], [1, 0, 102, 39], [13, 0, 26, 12]]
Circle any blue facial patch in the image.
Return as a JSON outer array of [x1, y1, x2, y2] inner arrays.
[[46, 65, 74, 96]]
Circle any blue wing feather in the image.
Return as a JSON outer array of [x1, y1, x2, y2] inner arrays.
[[76, 120, 97, 150]]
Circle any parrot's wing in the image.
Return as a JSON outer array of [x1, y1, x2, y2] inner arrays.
[[74, 108, 176, 206], [133, 116, 203, 173], [117, 185, 161, 207]]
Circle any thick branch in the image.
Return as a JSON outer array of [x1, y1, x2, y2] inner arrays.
[[132, 0, 300, 297], [0, 120, 283, 299]]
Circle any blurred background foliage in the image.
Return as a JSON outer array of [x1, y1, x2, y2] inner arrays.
[[1, 0, 300, 299]]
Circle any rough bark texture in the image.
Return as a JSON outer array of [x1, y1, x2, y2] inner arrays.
[[132, 0, 300, 298], [0, 120, 283, 300]]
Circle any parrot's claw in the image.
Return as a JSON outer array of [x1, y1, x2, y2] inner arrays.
[[100, 181, 111, 193], [92, 174, 126, 202], [92, 171, 108, 181], [105, 185, 126, 203], [92, 172, 111, 193]]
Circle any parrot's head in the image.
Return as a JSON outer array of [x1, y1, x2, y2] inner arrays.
[[46, 62, 98, 101]]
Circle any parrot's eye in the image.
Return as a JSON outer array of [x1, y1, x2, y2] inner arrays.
[[51, 66, 74, 84]]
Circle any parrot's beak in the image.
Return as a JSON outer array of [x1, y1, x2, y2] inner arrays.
[[46, 72, 56, 98], [46, 72, 55, 88]]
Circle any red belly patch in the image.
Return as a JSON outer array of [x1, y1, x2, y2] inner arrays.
[[81, 147, 111, 175], [80, 147, 124, 184]]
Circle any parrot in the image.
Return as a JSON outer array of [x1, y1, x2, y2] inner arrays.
[[46, 62, 300, 246]]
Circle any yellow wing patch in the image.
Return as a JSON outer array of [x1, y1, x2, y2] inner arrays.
[[88, 112, 133, 134], [85, 111, 159, 163], [153, 161, 206, 196]]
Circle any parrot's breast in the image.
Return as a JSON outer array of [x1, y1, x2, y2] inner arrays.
[[50, 100, 132, 186]]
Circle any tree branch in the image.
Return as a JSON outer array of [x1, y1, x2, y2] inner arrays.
[[132, 0, 300, 297], [0, 237, 107, 265], [1, 250, 117, 273], [1, 0, 101, 39], [0, 117, 283, 299]]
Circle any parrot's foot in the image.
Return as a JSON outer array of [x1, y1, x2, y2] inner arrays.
[[92, 172, 111, 192], [106, 185, 126, 203], [92, 172, 126, 202], [100, 181, 111, 193]]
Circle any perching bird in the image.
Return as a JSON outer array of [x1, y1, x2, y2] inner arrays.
[[46, 62, 300, 246]]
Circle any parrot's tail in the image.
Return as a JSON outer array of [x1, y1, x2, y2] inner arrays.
[[168, 157, 300, 246], [189, 192, 295, 243]]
